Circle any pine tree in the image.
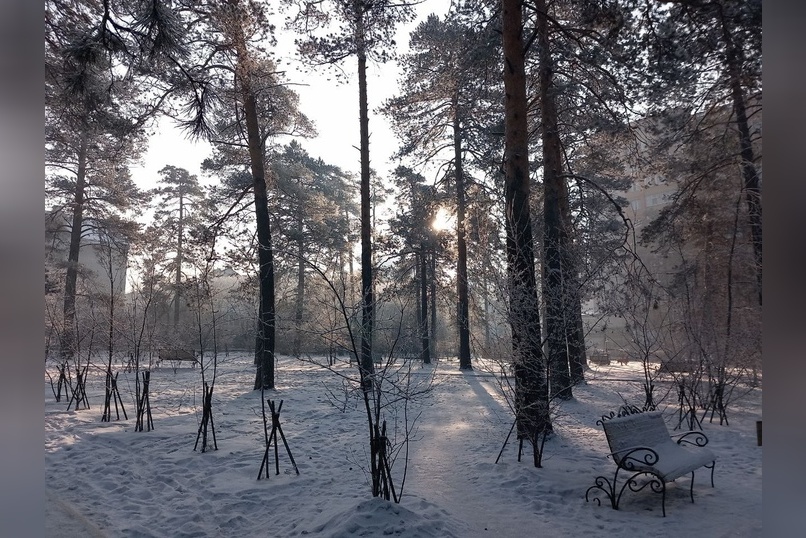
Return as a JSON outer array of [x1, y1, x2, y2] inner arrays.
[[502, 0, 550, 467], [151, 166, 206, 335], [46, 0, 155, 365], [384, 13, 500, 370], [639, 0, 762, 305], [163, 0, 314, 390], [288, 0, 415, 499], [269, 142, 355, 358], [289, 0, 415, 397], [387, 166, 443, 365]]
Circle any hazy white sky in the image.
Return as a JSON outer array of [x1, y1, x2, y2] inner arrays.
[[131, 1, 452, 192]]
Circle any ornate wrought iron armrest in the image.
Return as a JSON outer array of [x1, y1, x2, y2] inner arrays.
[[610, 446, 660, 470], [672, 431, 709, 447]]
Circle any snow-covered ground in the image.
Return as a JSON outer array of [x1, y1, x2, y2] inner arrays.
[[45, 354, 762, 537]]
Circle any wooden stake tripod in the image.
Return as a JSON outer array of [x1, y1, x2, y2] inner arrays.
[[193, 382, 217, 452], [372, 420, 398, 502], [66, 364, 90, 411], [495, 417, 551, 467], [102, 370, 127, 422], [53, 362, 69, 402], [257, 399, 299, 479], [135, 370, 154, 432]]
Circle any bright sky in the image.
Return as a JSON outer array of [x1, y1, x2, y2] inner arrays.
[[130, 1, 452, 193]]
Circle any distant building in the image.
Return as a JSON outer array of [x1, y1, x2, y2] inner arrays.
[[45, 211, 129, 299], [581, 103, 761, 358]]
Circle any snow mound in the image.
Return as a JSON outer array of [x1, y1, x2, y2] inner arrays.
[[306, 497, 462, 538]]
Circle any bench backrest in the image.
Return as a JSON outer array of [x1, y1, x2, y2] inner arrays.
[[602, 412, 670, 462], [159, 348, 196, 361]]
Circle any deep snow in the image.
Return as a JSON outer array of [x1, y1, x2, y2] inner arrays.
[[45, 353, 762, 537]]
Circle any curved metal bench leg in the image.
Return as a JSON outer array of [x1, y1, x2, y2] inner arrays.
[[586, 467, 622, 510], [689, 471, 695, 503], [588, 465, 674, 517]]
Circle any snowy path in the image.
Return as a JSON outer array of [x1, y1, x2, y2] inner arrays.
[[404, 370, 514, 535]]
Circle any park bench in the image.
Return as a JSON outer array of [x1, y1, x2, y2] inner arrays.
[[158, 348, 198, 372], [589, 350, 610, 366], [585, 407, 716, 517], [658, 357, 695, 374]]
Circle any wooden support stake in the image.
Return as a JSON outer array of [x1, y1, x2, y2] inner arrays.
[[257, 399, 299, 479]]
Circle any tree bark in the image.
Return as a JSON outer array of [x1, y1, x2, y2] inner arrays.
[[357, 29, 375, 391], [502, 0, 550, 462], [454, 95, 472, 370], [61, 127, 89, 365], [419, 247, 430, 364], [294, 210, 305, 358], [719, 7, 762, 306], [536, 0, 573, 400], [233, 44, 276, 391]]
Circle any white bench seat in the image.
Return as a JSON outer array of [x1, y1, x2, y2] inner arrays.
[[586, 410, 716, 516]]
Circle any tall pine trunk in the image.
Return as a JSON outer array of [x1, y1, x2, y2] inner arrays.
[[355, 13, 383, 498], [454, 95, 472, 369], [502, 0, 550, 465], [536, 0, 572, 400], [357, 29, 375, 391], [174, 191, 184, 332], [430, 251, 437, 360], [419, 247, 430, 364], [61, 127, 89, 366], [233, 40, 276, 391], [720, 10, 762, 306], [294, 211, 304, 358]]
